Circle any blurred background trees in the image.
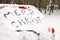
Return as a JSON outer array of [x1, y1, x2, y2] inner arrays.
[[0, 0, 60, 10]]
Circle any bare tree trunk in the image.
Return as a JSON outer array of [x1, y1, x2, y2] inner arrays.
[[39, 0, 42, 12]]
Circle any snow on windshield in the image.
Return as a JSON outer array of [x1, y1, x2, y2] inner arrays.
[[0, 5, 45, 30]]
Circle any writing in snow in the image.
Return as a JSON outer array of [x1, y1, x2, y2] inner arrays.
[[3, 8, 42, 28]]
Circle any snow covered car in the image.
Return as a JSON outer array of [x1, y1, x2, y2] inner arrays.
[[0, 4, 55, 40]]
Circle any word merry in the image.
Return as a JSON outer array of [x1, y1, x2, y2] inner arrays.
[[4, 8, 34, 18]]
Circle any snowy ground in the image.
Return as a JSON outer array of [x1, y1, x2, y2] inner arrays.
[[42, 9, 60, 40]]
